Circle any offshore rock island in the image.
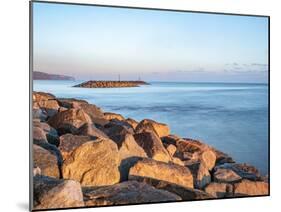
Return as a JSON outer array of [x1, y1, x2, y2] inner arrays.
[[32, 91, 269, 210], [73, 80, 150, 88]]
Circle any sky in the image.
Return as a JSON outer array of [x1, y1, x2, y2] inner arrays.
[[33, 2, 269, 83]]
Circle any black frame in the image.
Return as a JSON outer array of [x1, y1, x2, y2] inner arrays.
[[29, 0, 270, 211]]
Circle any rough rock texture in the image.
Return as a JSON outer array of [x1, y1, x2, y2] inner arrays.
[[213, 168, 242, 183], [33, 108, 47, 121], [134, 132, 172, 163], [116, 133, 147, 181], [125, 118, 139, 129], [234, 180, 268, 196], [75, 123, 109, 139], [48, 109, 92, 135], [135, 119, 170, 137], [83, 181, 181, 206], [103, 121, 134, 143], [33, 127, 48, 143], [37, 99, 60, 117], [62, 138, 120, 186], [57, 98, 88, 109], [58, 134, 93, 161], [33, 175, 84, 210], [139, 179, 214, 200], [186, 162, 211, 189], [129, 158, 194, 188], [33, 144, 60, 178], [104, 112, 125, 121], [166, 144, 177, 157], [33, 121, 59, 146], [204, 182, 233, 198], [33, 92, 56, 102]]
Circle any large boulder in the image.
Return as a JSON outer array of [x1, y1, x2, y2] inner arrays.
[[234, 180, 268, 196], [33, 92, 55, 102], [58, 134, 93, 161], [48, 109, 92, 135], [135, 119, 170, 137], [215, 163, 261, 181], [33, 127, 48, 143], [213, 167, 242, 183], [62, 138, 120, 186], [33, 108, 47, 121], [186, 161, 211, 189], [104, 112, 125, 121], [33, 144, 60, 178], [37, 99, 60, 117], [103, 120, 134, 143], [33, 175, 84, 210], [83, 181, 181, 206], [134, 132, 172, 163], [116, 133, 147, 181], [129, 158, 194, 188], [204, 182, 233, 198]]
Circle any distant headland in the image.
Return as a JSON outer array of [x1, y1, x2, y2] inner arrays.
[[33, 71, 75, 81], [74, 80, 150, 88]]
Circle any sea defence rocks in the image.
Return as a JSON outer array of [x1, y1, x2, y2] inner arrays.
[[33, 175, 84, 210], [129, 158, 194, 188], [83, 181, 181, 206], [32, 91, 269, 209], [62, 138, 120, 187], [74, 80, 149, 88]]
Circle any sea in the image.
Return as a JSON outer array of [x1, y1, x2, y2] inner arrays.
[[33, 80, 269, 175]]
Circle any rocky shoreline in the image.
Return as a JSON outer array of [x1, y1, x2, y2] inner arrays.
[[73, 80, 149, 88], [32, 91, 269, 210]]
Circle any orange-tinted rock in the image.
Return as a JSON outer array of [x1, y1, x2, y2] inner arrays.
[[186, 161, 211, 189], [33, 121, 59, 146], [129, 158, 194, 188], [37, 99, 60, 117], [33, 175, 84, 210], [205, 182, 233, 198], [104, 112, 124, 121], [48, 109, 92, 135], [33, 144, 60, 178], [234, 180, 268, 196], [57, 98, 88, 109], [62, 138, 120, 186], [135, 119, 170, 137], [33, 126, 48, 143], [125, 118, 139, 129], [33, 92, 55, 102], [76, 123, 109, 139], [58, 134, 92, 160], [166, 144, 177, 156], [83, 181, 181, 206], [213, 167, 242, 183], [134, 132, 172, 163]]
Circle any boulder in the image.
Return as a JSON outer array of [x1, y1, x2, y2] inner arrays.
[[166, 144, 177, 157], [33, 108, 47, 121], [62, 138, 120, 186], [57, 98, 88, 109], [135, 119, 170, 137], [104, 112, 124, 121], [37, 99, 60, 117], [48, 108, 92, 135], [234, 180, 268, 196], [58, 134, 93, 161], [33, 127, 48, 143], [116, 133, 147, 181], [33, 92, 55, 102], [129, 158, 194, 188], [134, 132, 172, 163], [204, 182, 233, 198], [213, 167, 242, 183], [83, 181, 181, 206], [79, 103, 106, 124], [33, 144, 60, 178], [125, 118, 139, 129], [33, 175, 84, 210], [171, 157, 185, 166], [140, 179, 214, 200], [201, 150, 216, 170], [186, 161, 211, 189], [75, 123, 109, 139], [33, 121, 59, 146]]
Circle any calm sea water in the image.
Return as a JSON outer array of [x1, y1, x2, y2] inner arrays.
[[34, 80, 269, 175]]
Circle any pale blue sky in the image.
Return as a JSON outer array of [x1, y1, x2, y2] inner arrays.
[[33, 2, 268, 82]]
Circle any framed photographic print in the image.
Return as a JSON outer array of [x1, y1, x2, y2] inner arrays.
[[30, 1, 269, 211]]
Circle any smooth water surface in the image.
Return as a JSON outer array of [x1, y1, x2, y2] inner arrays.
[[34, 80, 269, 175]]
